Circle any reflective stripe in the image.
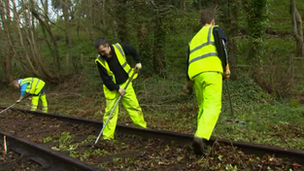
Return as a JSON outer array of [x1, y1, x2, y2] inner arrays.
[[113, 44, 126, 59], [34, 80, 40, 93], [127, 68, 132, 74], [28, 78, 34, 92], [190, 42, 215, 53], [97, 56, 105, 65], [189, 53, 218, 64], [122, 62, 127, 68], [207, 26, 212, 43], [190, 27, 214, 54]]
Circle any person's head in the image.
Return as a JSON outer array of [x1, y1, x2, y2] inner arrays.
[[200, 10, 215, 26], [94, 37, 112, 57], [12, 79, 20, 89]]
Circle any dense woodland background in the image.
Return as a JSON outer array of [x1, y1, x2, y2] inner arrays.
[[0, 0, 303, 97]]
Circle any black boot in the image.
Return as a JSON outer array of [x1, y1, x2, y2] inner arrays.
[[192, 137, 205, 155]]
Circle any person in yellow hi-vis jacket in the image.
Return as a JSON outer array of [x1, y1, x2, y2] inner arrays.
[[12, 77, 48, 113], [94, 37, 147, 140], [183, 10, 231, 154]]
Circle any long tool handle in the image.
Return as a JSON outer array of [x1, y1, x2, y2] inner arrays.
[[225, 80, 235, 120], [94, 70, 137, 144], [0, 103, 17, 115], [0, 94, 31, 115]]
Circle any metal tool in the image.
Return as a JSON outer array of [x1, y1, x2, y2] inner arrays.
[[94, 70, 137, 144], [0, 95, 31, 115], [0, 103, 17, 114], [222, 80, 246, 125]]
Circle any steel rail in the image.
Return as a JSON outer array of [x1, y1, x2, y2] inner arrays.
[[1, 106, 304, 165], [0, 130, 101, 171]]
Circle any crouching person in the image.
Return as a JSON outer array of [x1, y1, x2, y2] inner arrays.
[[12, 77, 48, 113]]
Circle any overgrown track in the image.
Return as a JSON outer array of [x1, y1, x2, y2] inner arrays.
[[0, 144, 45, 171], [0, 131, 97, 171], [0, 106, 303, 170]]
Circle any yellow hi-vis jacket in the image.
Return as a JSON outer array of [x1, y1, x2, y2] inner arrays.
[[21, 77, 45, 95], [188, 26, 223, 80], [94, 43, 138, 97]]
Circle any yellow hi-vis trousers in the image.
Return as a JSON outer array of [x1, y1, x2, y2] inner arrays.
[[102, 81, 147, 139], [31, 91, 48, 113], [193, 72, 222, 140]]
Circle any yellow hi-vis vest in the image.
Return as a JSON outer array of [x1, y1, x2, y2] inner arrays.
[[94, 43, 138, 96], [21, 77, 45, 95], [188, 26, 223, 80]]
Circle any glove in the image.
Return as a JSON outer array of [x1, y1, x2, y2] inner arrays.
[[182, 81, 194, 95], [135, 63, 142, 72], [118, 87, 126, 96], [223, 64, 231, 80]]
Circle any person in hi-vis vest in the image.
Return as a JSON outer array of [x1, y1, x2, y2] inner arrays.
[[12, 77, 48, 113], [94, 37, 147, 140], [183, 10, 231, 154]]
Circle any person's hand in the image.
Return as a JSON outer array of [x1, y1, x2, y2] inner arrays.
[[223, 70, 231, 80], [118, 87, 126, 96], [182, 81, 194, 95], [223, 64, 231, 80], [16, 99, 22, 103], [135, 63, 142, 73]]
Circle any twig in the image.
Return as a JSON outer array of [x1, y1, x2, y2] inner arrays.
[[200, 137, 219, 167], [229, 140, 247, 169]]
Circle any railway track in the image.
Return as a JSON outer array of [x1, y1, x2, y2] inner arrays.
[[0, 145, 45, 171], [0, 131, 97, 171], [0, 106, 303, 170]]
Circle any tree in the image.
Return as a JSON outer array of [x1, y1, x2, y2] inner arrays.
[[0, 0, 15, 83], [290, 0, 303, 57], [11, 0, 57, 82], [219, 0, 239, 80], [245, 0, 269, 82], [150, 0, 173, 75], [115, 0, 128, 42], [52, 0, 73, 48]]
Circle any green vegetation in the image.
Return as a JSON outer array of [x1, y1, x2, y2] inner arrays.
[[43, 136, 53, 143], [51, 132, 78, 151], [0, 0, 304, 156]]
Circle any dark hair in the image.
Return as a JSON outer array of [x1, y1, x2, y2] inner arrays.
[[94, 37, 109, 49], [200, 10, 214, 25]]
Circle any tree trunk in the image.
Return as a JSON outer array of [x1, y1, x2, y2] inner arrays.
[[116, 0, 128, 42], [246, 0, 268, 83], [31, 9, 61, 71], [290, 0, 303, 57], [62, 0, 72, 48], [181, 0, 186, 11], [26, 8, 55, 81], [228, 0, 238, 80], [0, 0, 14, 82], [153, 10, 166, 75]]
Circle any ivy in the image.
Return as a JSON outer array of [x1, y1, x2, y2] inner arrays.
[[246, 0, 271, 67]]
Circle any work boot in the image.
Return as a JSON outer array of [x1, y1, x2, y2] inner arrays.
[[192, 137, 205, 155]]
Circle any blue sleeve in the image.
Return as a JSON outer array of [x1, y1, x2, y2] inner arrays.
[[20, 83, 29, 97]]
